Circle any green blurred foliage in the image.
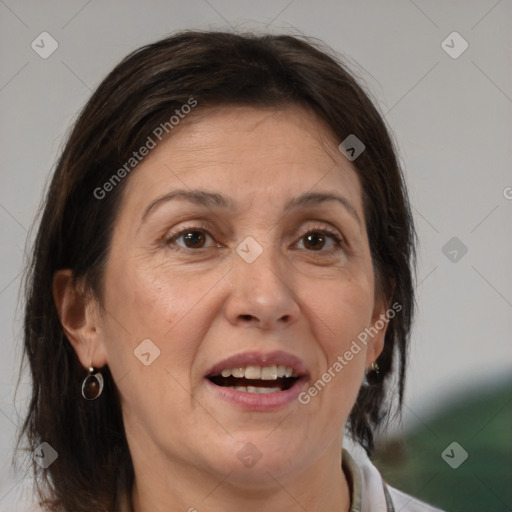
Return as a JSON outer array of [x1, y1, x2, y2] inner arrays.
[[373, 381, 512, 512]]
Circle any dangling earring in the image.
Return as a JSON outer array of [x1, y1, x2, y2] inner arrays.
[[370, 362, 380, 374], [81, 365, 104, 400]]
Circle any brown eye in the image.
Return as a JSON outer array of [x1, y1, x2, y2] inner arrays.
[[296, 229, 343, 253], [303, 232, 326, 251], [166, 224, 217, 251], [182, 230, 207, 248]]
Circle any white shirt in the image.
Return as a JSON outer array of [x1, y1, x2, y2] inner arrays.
[[342, 449, 445, 512]]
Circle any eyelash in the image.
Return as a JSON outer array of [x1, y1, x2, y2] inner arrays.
[[164, 222, 344, 255]]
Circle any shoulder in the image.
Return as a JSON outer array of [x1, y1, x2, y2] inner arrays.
[[385, 485, 445, 512], [342, 447, 446, 512]]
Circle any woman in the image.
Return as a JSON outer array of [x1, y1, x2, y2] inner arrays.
[[17, 30, 444, 511]]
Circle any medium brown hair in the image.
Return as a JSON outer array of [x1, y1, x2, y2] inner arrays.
[[17, 30, 416, 511]]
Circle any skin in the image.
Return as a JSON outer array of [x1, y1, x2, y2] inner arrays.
[[54, 105, 388, 512]]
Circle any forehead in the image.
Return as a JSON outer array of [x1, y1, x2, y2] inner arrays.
[[119, 105, 363, 220]]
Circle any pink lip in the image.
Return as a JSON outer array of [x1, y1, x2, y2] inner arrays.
[[205, 376, 308, 411], [204, 350, 310, 411], [205, 350, 309, 378]]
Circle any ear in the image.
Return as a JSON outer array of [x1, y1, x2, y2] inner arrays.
[[365, 280, 396, 369], [53, 269, 108, 369]]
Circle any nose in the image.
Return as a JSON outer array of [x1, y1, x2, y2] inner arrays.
[[224, 243, 301, 330]]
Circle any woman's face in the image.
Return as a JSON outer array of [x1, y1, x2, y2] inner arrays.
[[90, 106, 386, 486]]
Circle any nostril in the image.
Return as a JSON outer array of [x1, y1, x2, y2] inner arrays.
[[240, 314, 253, 321]]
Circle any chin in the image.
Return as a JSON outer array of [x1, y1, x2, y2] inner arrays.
[[203, 433, 307, 484]]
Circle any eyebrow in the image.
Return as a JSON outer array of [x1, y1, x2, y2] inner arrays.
[[141, 189, 361, 226]]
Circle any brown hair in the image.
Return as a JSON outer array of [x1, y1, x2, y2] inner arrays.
[[16, 30, 416, 511]]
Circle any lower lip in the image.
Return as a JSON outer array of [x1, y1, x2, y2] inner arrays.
[[205, 377, 308, 411]]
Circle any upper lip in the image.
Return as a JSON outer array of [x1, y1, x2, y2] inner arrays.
[[205, 350, 309, 378]]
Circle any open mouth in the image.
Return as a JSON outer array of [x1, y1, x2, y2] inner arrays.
[[208, 365, 300, 394]]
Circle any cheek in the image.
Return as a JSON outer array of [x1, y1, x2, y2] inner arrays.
[[100, 251, 246, 411], [105, 251, 200, 325], [99, 255, 217, 378], [99, 258, 218, 430], [306, 269, 374, 346], [300, 272, 374, 407]]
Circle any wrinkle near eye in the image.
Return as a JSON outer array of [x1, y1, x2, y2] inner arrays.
[[164, 223, 345, 257]]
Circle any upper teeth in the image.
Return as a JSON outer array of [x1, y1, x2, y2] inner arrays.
[[219, 365, 298, 380]]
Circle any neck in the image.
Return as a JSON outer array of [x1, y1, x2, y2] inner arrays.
[[128, 442, 351, 512]]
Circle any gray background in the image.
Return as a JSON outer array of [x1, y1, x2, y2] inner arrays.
[[1, 1, 511, 510]]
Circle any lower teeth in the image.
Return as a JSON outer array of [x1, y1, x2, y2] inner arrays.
[[230, 386, 282, 393]]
